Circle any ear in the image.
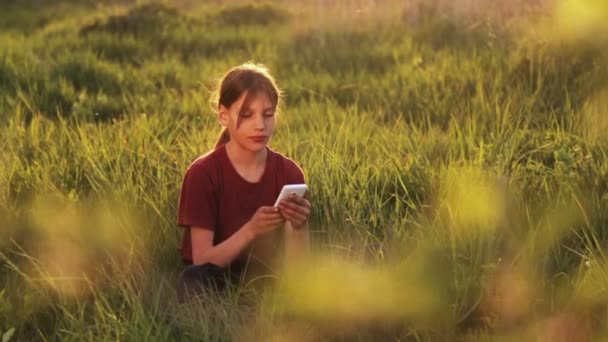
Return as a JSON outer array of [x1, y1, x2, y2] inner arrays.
[[218, 104, 230, 127]]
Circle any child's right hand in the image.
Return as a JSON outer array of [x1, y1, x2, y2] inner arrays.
[[246, 206, 285, 237]]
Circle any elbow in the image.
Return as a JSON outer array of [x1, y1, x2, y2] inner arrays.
[[192, 256, 207, 266], [192, 249, 225, 268], [191, 249, 211, 266]]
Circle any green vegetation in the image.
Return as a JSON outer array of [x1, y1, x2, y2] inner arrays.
[[1, 0, 608, 340]]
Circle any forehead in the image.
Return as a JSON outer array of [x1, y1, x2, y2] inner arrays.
[[234, 91, 274, 111]]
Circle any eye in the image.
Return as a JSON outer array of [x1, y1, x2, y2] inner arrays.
[[263, 111, 275, 117], [240, 110, 252, 118]]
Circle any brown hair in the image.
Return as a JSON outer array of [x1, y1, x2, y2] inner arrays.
[[212, 62, 281, 148]]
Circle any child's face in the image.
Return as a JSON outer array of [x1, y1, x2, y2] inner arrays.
[[219, 91, 276, 153]]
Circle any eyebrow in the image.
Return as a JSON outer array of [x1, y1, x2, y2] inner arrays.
[[245, 106, 275, 112]]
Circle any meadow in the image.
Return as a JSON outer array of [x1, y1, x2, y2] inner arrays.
[[1, 0, 608, 340]]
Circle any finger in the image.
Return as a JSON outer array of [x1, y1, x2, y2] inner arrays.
[[288, 194, 310, 207], [279, 205, 307, 223], [282, 196, 311, 210], [260, 209, 283, 217], [268, 217, 286, 224], [279, 201, 310, 217], [279, 209, 295, 221], [279, 199, 299, 210], [262, 206, 281, 214], [280, 195, 305, 206], [265, 219, 286, 229], [264, 212, 285, 220], [266, 212, 286, 220], [261, 214, 284, 223], [279, 202, 305, 218]]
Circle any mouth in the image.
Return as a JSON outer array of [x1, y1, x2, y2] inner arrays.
[[249, 136, 268, 142]]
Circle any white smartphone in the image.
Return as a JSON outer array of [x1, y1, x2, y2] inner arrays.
[[274, 184, 308, 207]]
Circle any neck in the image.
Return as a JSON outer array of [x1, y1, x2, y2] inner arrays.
[[225, 140, 267, 168]]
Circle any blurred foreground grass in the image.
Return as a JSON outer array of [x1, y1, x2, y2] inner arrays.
[[1, 0, 608, 340]]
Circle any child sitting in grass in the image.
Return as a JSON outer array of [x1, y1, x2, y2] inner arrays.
[[175, 62, 311, 301]]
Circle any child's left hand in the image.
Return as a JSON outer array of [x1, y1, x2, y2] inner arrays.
[[278, 194, 311, 229]]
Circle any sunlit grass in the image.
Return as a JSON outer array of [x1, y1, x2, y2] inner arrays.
[[1, 0, 608, 340]]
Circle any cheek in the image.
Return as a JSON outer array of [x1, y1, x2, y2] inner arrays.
[[232, 114, 245, 129], [226, 119, 240, 135], [266, 117, 276, 127]]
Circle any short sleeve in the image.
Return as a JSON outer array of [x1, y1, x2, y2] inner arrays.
[[285, 159, 305, 185], [176, 163, 217, 231]]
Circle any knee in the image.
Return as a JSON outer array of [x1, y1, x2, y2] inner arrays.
[[176, 263, 225, 301], [179, 263, 223, 281]]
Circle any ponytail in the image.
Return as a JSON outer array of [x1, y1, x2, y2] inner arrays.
[[212, 62, 280, 149], [215, 128, 230, 148]]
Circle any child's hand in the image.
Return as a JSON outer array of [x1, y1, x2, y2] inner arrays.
[[246, 206, 285, 237], [278, 194, 311, 229]]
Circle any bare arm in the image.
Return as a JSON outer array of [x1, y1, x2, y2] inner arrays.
[[191, 206, 285, 267], [190, 223, 255, 267]]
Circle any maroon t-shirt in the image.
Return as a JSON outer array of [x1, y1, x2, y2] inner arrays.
[[176, 144, 305, 264]]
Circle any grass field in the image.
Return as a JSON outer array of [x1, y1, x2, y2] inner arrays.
[[1, 0, 608, 340]]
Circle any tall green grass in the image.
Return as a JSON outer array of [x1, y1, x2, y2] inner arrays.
[[1, 0, 608, 340]]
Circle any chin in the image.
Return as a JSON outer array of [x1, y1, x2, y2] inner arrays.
[[238, 141, 267, 152], [234, 137, 269, 152], [250, 144, 267, 152]]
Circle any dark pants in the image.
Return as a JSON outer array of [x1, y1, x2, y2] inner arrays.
[[175, 262, 243, 303]]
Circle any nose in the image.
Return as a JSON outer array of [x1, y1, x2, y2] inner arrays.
[[254, 113, 265, 130]]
